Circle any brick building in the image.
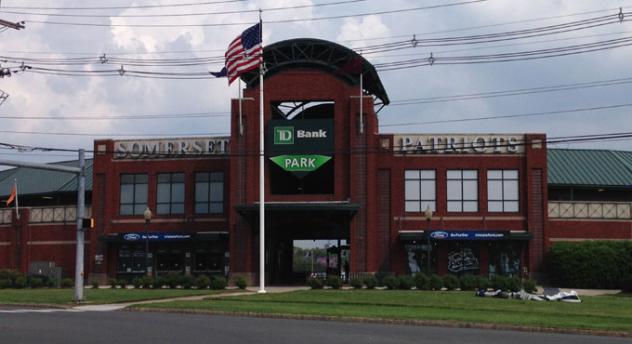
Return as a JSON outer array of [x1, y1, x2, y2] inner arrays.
[[1, 39, 630, 284]]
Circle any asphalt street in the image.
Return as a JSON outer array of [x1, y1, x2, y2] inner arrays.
[[0, 309, 628, 344]]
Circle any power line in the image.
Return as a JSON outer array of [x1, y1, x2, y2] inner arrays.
[[0, 0, 247, 11], [23, 0, 487, 28], [389, 75, 632, 106], [380, 103, 632, 128], [0, 111, 230, 120], [0, 0, 365, 18], [2, 131, 632, 157]]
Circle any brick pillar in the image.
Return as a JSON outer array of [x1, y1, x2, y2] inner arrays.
[[12, 208, 30, 274]]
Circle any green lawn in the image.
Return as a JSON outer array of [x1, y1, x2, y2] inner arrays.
[[135, 290, 632, 333], [0, 288, 224, 306]]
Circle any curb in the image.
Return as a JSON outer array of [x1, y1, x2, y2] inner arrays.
[[126, 306, 632, 338], [0, 303, 70, 310]]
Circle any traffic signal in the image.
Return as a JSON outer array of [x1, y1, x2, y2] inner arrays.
[[81, 218, 95, 229]]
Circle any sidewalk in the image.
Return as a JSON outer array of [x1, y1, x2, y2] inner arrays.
[[72, 286, 308, 312]]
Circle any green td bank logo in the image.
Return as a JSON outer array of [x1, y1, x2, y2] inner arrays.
[[274, 127, 294, 145]]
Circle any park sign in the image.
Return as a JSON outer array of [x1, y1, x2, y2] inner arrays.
[[268, 119, 334, 176], [270, 155, 331, 172]]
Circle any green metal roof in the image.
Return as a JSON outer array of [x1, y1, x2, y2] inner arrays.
[[0, 159, 93, 197], [548, 149, 632, 187]]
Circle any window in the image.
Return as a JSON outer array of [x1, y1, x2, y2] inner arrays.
[[447, 170, 478, 212], [404, 170, 436, 212], [157, 173, 185, 215], [487, 170, 519, 212], [195, 172, 224, 214], [120, 174, 148, 215]]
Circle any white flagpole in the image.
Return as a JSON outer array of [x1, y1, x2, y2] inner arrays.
[[238, 79, 244, 136], [14, 178, 19, 220], [359, 72, 364, 134], [258, 12, 266, 293]]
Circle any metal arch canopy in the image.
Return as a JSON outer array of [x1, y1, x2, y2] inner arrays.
[[240, 38, 390, 106]]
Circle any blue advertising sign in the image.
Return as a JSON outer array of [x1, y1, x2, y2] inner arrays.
[[121, 233, 193, 242], [429, 231, 508, 241]]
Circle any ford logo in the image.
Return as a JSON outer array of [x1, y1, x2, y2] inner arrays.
[[430, 231, 449, 240], [123, 233, 141, 241]]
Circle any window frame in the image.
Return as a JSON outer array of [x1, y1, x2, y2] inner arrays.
[[404, 169, 436, 213], [156, 172, 185, 215], [119, 173, 148, 216], [447, 169, 479, 212], [487, 169, 519, 213], [194, 172, 225, 215]]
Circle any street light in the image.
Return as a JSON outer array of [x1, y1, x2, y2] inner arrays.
[[424, 205, 433, 274], [143, 207, 152, 277]]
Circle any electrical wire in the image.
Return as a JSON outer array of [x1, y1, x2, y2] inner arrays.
[[0, 0, 247, 11], [388, 75, 632, 106], [380, 103, 632, 128], [0, 0, 366, 18], [22, 0, 487, 28]]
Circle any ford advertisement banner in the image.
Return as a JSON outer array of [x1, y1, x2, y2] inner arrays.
[[429, 231, 509, 240], [121, 233, 193, 242]]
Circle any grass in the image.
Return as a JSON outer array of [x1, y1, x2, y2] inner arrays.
[[135, 290, 632, 333], [0, 288, 224, 305]]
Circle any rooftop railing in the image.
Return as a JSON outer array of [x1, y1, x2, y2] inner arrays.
[[549, 201, 632, 220]]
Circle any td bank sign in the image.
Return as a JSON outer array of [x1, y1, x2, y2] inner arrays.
[[268, 119, 334, 175]]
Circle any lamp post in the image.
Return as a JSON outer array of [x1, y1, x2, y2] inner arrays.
[[424, 205, 433, 274], [143, 207, 152, 277]]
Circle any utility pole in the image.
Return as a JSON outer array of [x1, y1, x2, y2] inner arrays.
[[0, 157, 87, 302]]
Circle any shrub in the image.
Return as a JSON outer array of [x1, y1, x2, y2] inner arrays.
[[398, 275, 415, 290], [443, 275, 460, 290], [132, 277, 144, 289], [60, 278, 74, 289], [491, 275, 509, 291], [165, 273, 181, 289], [475, 276, 491, 290], [429, 274, 443, 290], [210, 276, 227, 290], [545, 241, 632, 289], [459, 274, 478, 291], [414, 274, 430, 290], [91, 280, 100, 289], [374, 271, 392, 287], [153, 277, 167, 289], [141, 276, 153, 289], [0, 278, 12, 289], [117, 279, 127, 289], [383, 275, 399, 290], [363, 275, 377, 289], [308, 277, 324, 289], [0, 269, 21, 283], [235, 276, 248, 290], [28, 276, 46, 289], [350, 277, 363, 289], [195, 275, 210, 289], [181, 275, 194, 289], [523, 278, 537, 293], [14, 276, 27, 289], [621, 275, 632, 293], [506, 276, 522, 292], [109, 279, 118, 289], [326, 276, 343, 289]]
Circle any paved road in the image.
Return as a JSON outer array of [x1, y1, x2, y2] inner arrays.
[[0, 310, 628, 344]]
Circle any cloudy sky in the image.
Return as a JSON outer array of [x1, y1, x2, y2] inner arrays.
[[0, 0, 630, 164]]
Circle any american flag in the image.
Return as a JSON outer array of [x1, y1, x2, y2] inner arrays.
[[225, 23, 262, 84]]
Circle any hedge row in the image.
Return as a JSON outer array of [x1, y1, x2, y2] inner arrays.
[[109, 274, 228, 290], [0, 269, 73, 289], [545, 241, 632, 289], [310, 274, 537, 292]]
